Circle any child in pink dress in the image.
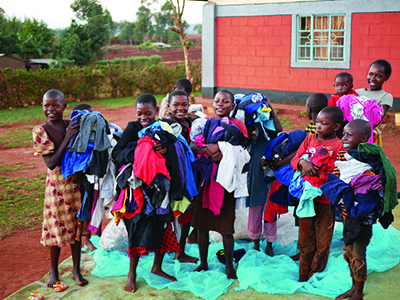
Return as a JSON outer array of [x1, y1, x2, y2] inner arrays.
[[32, 89, 88, 291]]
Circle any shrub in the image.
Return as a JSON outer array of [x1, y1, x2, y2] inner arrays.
[[0, 61, 201, 109]]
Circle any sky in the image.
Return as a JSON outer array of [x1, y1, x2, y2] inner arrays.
[[0, 0, 204, 29]]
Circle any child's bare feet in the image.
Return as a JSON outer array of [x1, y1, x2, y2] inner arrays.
[[253, 239, 260, 251], [72, 271, 88, 286], [47, 269, 59, 288], [226, 264, 237, 279], [174, 252, 199, 263], [349, 292, 364, 300], [193, 263, 208, 272], [336, 288, 364, 300], [290, 252, 301, 261], [265, 241, 274, 257], [84, 239, 97, 251], [336, 288, 355, 300], [124, 274, 137, 293], [151, 268, 177, 282]]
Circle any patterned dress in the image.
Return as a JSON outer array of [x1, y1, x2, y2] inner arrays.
[[32, 125, 82, 247]]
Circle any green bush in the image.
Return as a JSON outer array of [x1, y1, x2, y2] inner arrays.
[[0, 61, 201, 109], [96, 55, 162, 71]]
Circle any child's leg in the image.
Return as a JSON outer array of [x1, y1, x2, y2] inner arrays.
[[47, 246, 61, 287], [263, 220, 277, 257], [124, 256, 139, 293], [151, 252, 177, 281], [298, 216, 316, 282], [336, 248, 356, 300], [70, 240, 88, 286], [84, 231, 97, 251], [337, 223, 372, 300], [174, 222, 199, 263], [222, 234, 237, 279], [194, 229, 209, 272], [186, 228, 198, 244], [308, 202, 334, 278], [248, 205, 263, 250]]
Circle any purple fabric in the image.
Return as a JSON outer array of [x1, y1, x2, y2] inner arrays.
[[351, 174, 383, 194], [337, 95, 384, 143], [174, 141, 187, 188]]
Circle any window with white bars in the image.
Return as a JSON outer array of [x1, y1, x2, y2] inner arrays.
[[291, 13, 350, 69]]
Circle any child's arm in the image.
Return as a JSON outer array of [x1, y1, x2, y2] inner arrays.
[[290, 135, 319, 177], [43, 121, 79, 170], [267, 99, 283, 134], [190, 142, 222, 161]]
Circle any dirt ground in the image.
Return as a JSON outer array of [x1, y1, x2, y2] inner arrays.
[[0, 98, 399, 299]]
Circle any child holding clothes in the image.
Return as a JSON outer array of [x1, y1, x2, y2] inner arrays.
[[321, 119, 398, 300], [356, 59, 393, 115], [328, 72, 358, 106], [111, 94, 183, 293], [191, 90, 249, 279], [32, 89, 88, 291], [234, 93, 282, 256], [161, 89, 199, 263], [291, 105, 344, 282]]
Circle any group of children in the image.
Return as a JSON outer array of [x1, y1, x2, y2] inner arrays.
[[32, 58, 397, 300]]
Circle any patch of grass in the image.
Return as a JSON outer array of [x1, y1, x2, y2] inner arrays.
[[0, 92, 202, 127], [279, 117, 294, 127], [0, 126, 35, 149], [0, 162, 35, 173], [0, 174, 46, 240]]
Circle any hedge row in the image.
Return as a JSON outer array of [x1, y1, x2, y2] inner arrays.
[[0, 61, 201, 109], [96, 55, 163, 71]]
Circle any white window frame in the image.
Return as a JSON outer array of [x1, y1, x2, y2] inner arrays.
[[290, 12, 352, 69]]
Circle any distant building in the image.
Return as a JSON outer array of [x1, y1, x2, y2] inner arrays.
[[201, 0, 400, 111], [0, 54, 26, 70], [0, 55, 57, 70]]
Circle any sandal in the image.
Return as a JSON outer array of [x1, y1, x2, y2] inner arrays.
[[27, 290, 44, 300], [53, 281, 68, 292]]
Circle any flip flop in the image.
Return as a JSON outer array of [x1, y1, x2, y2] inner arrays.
[[53, 281, 68, 292], [27, 290, 44, 300]]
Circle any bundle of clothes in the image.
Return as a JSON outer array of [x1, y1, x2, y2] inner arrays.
[[111, 121, 198, 226], [261, 130, 308, 222], [191, 116, 251, 215], [61, 109, 122, 233], [321, 143, 398, 244]]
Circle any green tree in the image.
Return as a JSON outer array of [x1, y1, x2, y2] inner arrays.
[[153, 1, 174, 43], [134, 2, 153, 42], [118, 21, 136, 45], [56, 0, 112, 65], [193, 24, 202, 34], [17, 19, 55, 59], [55, 20, 92, 66], [0, 15, 23, 56]]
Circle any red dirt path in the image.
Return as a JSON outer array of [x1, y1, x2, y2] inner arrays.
[[0, 98, 399, 299]]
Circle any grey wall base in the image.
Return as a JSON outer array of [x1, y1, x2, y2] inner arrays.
[[202, 87, 400, 112]]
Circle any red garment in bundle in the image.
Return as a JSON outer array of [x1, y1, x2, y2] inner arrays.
[[264, 180, 289, 223], [132, 136, 170, 184], [303, 146, 336, 187]]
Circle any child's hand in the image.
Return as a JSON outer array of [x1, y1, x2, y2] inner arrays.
[[153, 142, 167, 154], [205, 144, 220, 157], [211, 151, 222, 162], [66, 121, 79, 139], [298, 159, 319, 177]]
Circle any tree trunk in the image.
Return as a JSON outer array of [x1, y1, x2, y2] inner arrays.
[[169, 0, 193, 83]]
